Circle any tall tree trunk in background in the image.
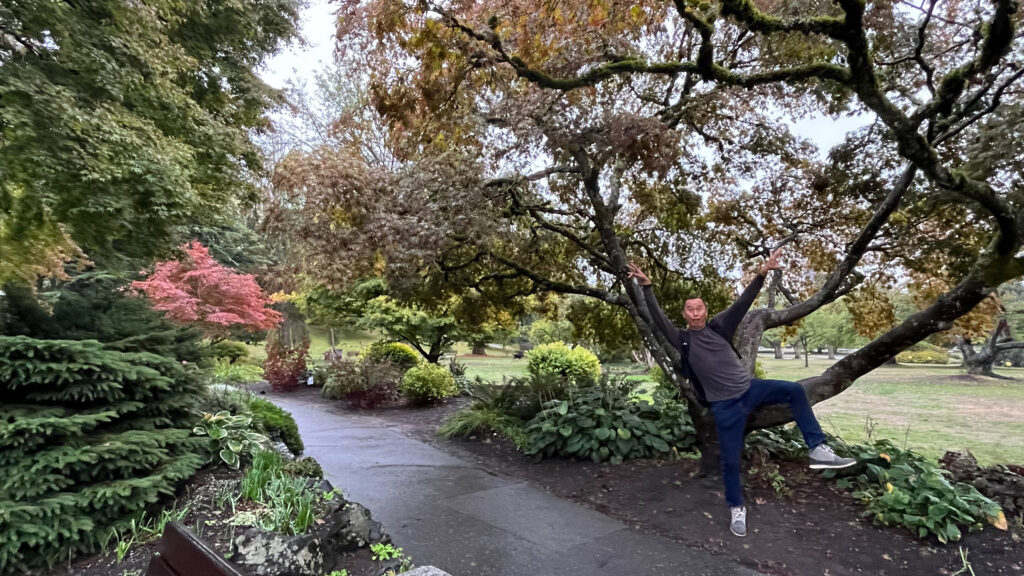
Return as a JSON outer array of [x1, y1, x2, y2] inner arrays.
[[792, 339, 803, 360]]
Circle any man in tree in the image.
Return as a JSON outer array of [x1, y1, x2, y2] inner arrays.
[[628, 248, 855, 538]]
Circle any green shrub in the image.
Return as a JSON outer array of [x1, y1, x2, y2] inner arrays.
[[438, 408, 528, 449], [401, 363, 458, 402], [825, 439, 1003, 543], [940, 451, 1024, 520], [526, 342, 602, 386], [479, 373, 575, 420], [1, 275, 207, 363], [346, 381, 401, 408], [448, 356, 471, 394], [745, 424, 807, 460], [0, 336, 206, 574], [212, 358, 264, 384], [321, 358, 404, 408], [754, 359, 768, 379], [202, 387, 303, 456], [523, 379, 696, 464], [311, 362, 332, 387], [247, 396, 304, 456], [209, 340, 250, 362], [896, 349, 949, 364], [204, 384, 252, 415], [362, 340, 421, 370], [321, 358, 367, 400], [649, 365, 676, 399], [193, 411, 268, 469], [283, 456, 324, 480], [896, 342, 950, 364]]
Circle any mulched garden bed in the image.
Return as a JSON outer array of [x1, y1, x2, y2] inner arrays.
[[334, 393, 1024, 576]]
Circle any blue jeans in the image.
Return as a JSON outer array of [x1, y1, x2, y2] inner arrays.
[[709, 379, 826, 507]]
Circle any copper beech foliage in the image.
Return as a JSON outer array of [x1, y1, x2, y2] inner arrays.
[[268, 0, 1024, 430]]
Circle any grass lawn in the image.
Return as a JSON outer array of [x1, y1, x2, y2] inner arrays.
[[245, 326, 378, 362], [759, 355, 1024, 466], [244, 327, 1024, 466]]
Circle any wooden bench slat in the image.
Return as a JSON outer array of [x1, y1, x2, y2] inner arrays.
[[144, 522, 243, 576], [144, 556, 179, 576]]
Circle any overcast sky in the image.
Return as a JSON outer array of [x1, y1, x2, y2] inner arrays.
[[261, 0, 872, 157]]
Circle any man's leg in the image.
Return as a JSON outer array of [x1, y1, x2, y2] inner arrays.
[[746, 379, 855, 469], [711, 396, 750, 536], [746, 378, 826, 448]]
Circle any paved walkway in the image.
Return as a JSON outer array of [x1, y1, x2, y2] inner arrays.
[[271, 394, 764, 576]]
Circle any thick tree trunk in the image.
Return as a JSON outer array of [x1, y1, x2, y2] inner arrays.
[[965, 357, 996, 375], [827, 343, 837, 360], [471, 343, 487, 355], [953, 320, 1024, 379], [688, 400, 720, 477], [773, 340, 784, 359]]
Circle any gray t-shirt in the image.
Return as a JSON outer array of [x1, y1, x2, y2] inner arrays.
[[687, 326, 751, 402]]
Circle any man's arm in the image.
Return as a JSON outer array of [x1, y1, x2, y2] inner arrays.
[[641, 285, 682, 348], [628, 263, 681, 348], [711, 273, 766, 339], [712, 248, 781, 339]]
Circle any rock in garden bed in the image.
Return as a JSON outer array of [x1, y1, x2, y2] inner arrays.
[[941, 450, 1024, 518], [230, 479, 397, 576]]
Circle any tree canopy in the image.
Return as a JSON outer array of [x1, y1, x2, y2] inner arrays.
[[0, 0, 300, 283], [263, 0, 1024, 461]]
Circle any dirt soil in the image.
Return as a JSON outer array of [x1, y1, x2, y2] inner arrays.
[[353, 394, 1024, 576]]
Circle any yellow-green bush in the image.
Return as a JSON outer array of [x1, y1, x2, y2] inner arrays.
[[362, 340, 422, 370], [209, 340, 250, 362], [525, 342, 602, 386], [896, 343, 949, 365], [401, 363, 458, 402]]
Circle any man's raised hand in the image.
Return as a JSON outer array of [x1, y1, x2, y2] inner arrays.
[[627, 263, 652, 286], [760, 247, 783, 275]]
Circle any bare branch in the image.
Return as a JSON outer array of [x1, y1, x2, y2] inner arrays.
[[934, 67, 1024, 145], [484, 165, 580, 188], [437, 6, 850, 93], [766, 165, 917, 327], [911, 0, 1015, 125], [485, 250, 622, 304], [914, 0, 939, 96]]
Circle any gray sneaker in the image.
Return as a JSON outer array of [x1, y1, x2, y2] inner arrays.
[[809, 443, 857, 470], [730, 506, 747, 537]]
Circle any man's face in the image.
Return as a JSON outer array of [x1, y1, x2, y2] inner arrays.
[[684, 298, 707, 329]]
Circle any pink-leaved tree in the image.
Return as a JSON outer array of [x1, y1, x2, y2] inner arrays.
[[133, 241, 281, 341]]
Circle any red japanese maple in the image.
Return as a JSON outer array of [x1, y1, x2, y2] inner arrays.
[[133, 241, 281, 338]]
